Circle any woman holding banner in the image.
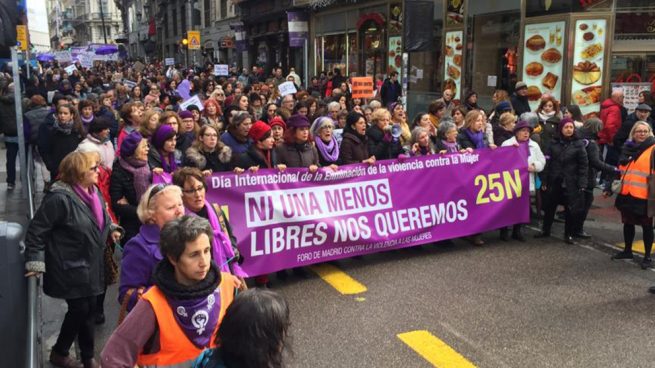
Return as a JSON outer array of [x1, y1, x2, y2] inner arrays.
[[184, 124, 234, 175], [275, 114, 320, 279]]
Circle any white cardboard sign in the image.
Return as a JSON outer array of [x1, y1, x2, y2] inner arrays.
[[214, 64, 229, 76], [278, 81, 297, 97], [179, 95, 204, 112]]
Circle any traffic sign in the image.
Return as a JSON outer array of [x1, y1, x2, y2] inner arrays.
[[187, 31, 201, 50], [16, 25, 28, 51]]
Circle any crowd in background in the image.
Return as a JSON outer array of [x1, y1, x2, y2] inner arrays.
[[3, 58, 654, 368]]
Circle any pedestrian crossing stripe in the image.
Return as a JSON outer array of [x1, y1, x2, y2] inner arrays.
[[398, 330, 477, 368], [309, 263, 367, 295]]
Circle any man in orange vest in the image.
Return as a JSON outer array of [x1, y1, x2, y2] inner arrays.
[[101, 216, 240, 367]]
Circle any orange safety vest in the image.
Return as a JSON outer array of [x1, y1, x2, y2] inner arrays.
[[136, 272, 237, 368], [619, 146, 655, 200]]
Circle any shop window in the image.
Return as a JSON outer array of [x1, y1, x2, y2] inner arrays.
[[616, 0, 653, 10], [348, 32, 359, 76], [323, 34, 347, 76], [610, 54, 655, 84], [359, 18, 386, 78], [466, 0, 520, 108], [614, 12, 655, 41]]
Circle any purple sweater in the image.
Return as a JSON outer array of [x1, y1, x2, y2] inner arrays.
[[118, 224, 162, 311]]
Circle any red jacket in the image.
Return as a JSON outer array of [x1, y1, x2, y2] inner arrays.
[[598, 98, 623, 145]]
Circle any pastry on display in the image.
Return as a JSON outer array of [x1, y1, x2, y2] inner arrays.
[[525, 62, 544, 77], [573, 61, 601, 85], [583, 32, 594, 41], [447, 64, 461, 79], [527, 85, 542, 101], [581, 43, 603, 59], [541, 48, 562, 63], [453, 55, 462, 67], [526, 35, 546, 51], [445, 45, 454, 57], [542, 72, 558, 90], [444, 78, 457, 96], [456, 43, 463, 51], [572, 86, 602, 106], [579, 23, 588, 31]]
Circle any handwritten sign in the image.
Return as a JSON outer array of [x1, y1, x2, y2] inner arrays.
[[165, 58, 175, 66], [351, 77, 375, 99], [179, 95, 204, 112], [64, 64, 78, 74], [214, 64, 229, 76], [122, 79, 137, 89], [278, 81, 297, 97]]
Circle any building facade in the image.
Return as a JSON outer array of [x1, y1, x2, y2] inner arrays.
[[201, 0, 238, 65], [47, 0, 122, 49]]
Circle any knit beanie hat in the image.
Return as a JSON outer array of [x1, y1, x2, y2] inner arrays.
[[151, 124, 177, 150], [286, 114, 310, 129], [120, 131, 144, 158], [88, 117, 112, 134], [248, 121, 272, 142], [558, 117, 575, 133], [269, 116, 287, 130], [179, 110, 193, 119]]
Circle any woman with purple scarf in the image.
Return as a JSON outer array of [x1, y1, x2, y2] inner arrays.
[[172, 168, 247, 287], [110, 131, 151, 241], [310, 116, 340, 168], [149, 124, 181, 174], [25, 151, 123, 368]]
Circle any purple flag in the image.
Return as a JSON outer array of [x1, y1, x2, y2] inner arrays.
[[287, 11, 308, 48], [156, 146, 530, 277]]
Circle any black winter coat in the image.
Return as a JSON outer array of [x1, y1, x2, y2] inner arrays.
[[579, 128, 617, 189], [37, 122, 84, 177], [366, 125, 402, 160], [236, 145, 277, 169], [0, 93, 17, 136], [510, 93, 531, 116], [339, 131, 369, 164], [275, 142, 320, 168], [109, 163, 142, 241], [542, 136, 588, 190], [24, 182, 116, 299], [457, 129, 491, 150]]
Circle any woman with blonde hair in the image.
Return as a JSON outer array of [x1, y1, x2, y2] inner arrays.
[[389, 102, 411, 145], [118, 184, 185, 315], [184, 124, 234, 175], [458, 110, 497, 150], [367, 108, 403, 160], [139, 109, 160, 139], [25, 151, 122, 368]]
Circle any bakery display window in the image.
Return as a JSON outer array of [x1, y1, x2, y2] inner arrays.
[[522, 21, 566, 111], [322, 34, 347, 76]]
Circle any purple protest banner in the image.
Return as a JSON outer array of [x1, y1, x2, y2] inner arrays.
[[287, 11, 309, 48], [156, 146, 530, 277]]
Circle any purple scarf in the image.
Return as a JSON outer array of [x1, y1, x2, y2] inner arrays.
[[314, 136, 339, 163], [159, 150, 178, 173], [118, 156, 151, 201], [81, 114, 94, 127], [72, 184, 105, 230], [169, 288, 221, 348], [186, 202, 246, 277], [465, 129, 485, 149], [441, 140, 459, 153]]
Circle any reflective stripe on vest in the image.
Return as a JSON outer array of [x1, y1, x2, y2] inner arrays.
[[619, 147, 654, 200], [136, 273, 236, 367]]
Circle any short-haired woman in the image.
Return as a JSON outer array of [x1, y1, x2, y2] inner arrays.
[[25, 151, 122, 368], [118, 184, 184, 315], [367, 108, 402, 160], [311, 116, 340, 167]]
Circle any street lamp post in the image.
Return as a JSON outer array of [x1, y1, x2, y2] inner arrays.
[[182, 38, 189, 67]]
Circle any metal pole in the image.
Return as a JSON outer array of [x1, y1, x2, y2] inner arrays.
[[303, 38, 309, 90], [11, 47, 28, 201], [99, 0, 108, 44], [26, 275, 38, 368]]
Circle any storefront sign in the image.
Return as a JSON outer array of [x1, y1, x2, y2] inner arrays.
[[351, 77, 375, 99], [443, 30, 463, 101], [611, 83, 651, 113], [522, 21, 566, 112], [446, 0, 464, 26], [388, 36, 402, 79], [220, 37, 235, 49], [287, 11, 309, 48], [155, 147, 529, 276], [571, 19, 607, 118]]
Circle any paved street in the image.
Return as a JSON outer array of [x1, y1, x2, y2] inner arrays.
[[4, 147, 655, 367]]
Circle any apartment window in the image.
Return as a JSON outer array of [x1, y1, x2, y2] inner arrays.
[[220, 0, 227, 18], [204, 0, 210, 26]]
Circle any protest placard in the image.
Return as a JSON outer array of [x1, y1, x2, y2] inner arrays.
[[165, 58, 175, 66], [64, 64, 78, 74], [278, 81, 297, 97], [351, 77, 375, 99], [179, 95, 204, 111], [214, 64, 229, 76]]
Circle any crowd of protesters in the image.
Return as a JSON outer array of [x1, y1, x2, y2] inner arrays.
[[4, 57, 653, 367]]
